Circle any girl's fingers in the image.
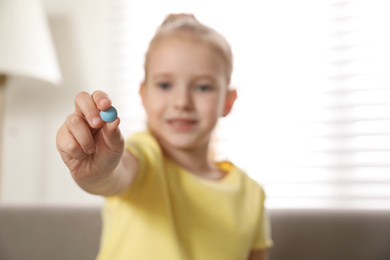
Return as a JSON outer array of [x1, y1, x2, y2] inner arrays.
[[92, 90, 112, 111], [65, 114, 96, 155], [74, 91, 103, 129], [57, 126, 87, 161], [58, 132, 87, 161], [58, 91, 120, 159], [56, 113, 96, 160]]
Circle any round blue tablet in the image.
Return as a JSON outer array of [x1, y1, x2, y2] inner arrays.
[[100, 106, 117, 123]]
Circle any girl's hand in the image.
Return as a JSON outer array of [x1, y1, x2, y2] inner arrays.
[[56, 91, 124, 187]]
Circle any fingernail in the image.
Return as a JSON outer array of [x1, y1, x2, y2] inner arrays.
[[92, 117, 102, 126]]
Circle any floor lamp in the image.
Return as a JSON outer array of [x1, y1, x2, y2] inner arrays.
[[0, 0, 62, 199]]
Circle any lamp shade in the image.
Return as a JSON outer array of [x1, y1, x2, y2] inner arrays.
[[0, 0, 61, 84]]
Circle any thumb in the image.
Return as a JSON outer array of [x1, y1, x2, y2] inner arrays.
[[93, 117, 124, 173], [100, 117, 124, 154]]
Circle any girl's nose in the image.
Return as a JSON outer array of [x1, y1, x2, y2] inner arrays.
[[173, 88, 193, 110]]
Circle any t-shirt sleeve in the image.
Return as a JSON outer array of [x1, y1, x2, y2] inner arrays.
[[119, 131, 161, 198], [252, 189, 274, 251]]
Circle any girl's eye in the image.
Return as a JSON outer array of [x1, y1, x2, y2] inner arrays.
[[158, 82, 171, 90], [195, 85, 212, 92]]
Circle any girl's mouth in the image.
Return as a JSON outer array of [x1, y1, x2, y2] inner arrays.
[[168, 119, 197, 131]]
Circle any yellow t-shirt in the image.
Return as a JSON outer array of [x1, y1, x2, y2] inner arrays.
[[96, 131, 273, 260]]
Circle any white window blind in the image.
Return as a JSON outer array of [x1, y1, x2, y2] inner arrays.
[[107, 0, 390, 209]]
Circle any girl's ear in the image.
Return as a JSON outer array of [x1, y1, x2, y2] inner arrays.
[[139, 81, 146, 105], [222, 89, 237, 117]]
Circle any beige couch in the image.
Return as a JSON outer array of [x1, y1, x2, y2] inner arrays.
[[0, 204, 389, 260]]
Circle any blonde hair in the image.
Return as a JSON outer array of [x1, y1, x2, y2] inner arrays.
[[144, 13, 233, 85]]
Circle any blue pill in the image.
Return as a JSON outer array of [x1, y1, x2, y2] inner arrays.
[[100, 106, 117, 123]]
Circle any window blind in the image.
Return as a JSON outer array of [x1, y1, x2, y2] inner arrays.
[[107, 0, 390, 209]]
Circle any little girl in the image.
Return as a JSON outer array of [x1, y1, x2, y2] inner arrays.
[[56, 13, 273, 260]]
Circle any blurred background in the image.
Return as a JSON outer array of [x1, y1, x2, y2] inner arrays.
[[0, 0, 389, 209]]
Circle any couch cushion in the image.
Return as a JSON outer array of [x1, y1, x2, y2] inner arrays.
[[0, 204, 102, 260], [1, 205, 390, 260], [269, 208, 390, 260]]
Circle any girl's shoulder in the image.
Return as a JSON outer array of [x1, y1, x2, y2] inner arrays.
[[125, 131, 161, 158]]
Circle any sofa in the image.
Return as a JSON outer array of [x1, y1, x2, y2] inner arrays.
[[0, 204, 389, 260]]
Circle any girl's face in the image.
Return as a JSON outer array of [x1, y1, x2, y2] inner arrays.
[[140, 36, 236, 152]]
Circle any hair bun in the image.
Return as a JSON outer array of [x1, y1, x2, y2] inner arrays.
[[161, 13, 199, 27]]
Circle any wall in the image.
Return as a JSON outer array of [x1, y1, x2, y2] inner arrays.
[[0, 0, 111, 204]]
